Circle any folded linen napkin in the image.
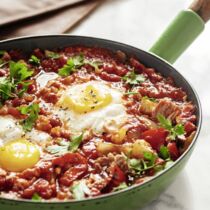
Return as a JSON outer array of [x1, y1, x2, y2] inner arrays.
[[0, 0, 102, 40]]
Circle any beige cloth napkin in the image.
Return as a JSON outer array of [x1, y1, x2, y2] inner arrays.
[[0, 0, 102, 40]]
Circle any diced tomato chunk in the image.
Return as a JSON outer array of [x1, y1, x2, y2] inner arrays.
[[99, 72, 121, 82], [52, 153, 88, 186], [7, 107, 23, 119], [34, 179, 55, 199], [130, 58, 145, 73], [184, 121, 196, 134], [111, 165, 126, 186], [52, 153, 87, 167], [59, 165, 87, 186], [167, 142, 180, 160], [82, 141, 98, 159], [141, 128, 168, 151]]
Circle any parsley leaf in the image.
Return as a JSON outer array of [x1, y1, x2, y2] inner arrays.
[[32, 193, 41, 201], [159, 145, 170, 160], [157, 114, 172, 130], [29, 55, 40, 65], [9, 61, 33, 82], [0, 77, 15, 102], [0, 61, 34, 105], [71, 54, 84, 66], [128, 158, 153, 173], [18, 103, 40, 131], [157, 114, 185, 140], [174, 124, 185, 136], [128, 158, 142, 171], [45, 50, 60, 59], [143, 151, 157, 166], [58, 55, 84, 77], [69, 133, 83, 152], [46, 133, 84, 155], [85, 60, 102, 71], [128, 152, 157, 174], [70, 180, 90, 200], [17, 81, 32, 97], [113, 182, 128, 192], [123, 70, 146, 85], [58, 63, 74, 77]]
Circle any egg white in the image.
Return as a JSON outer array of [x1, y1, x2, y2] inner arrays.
[[36, 72, 58, 88], [25, 129, 52, 146], [0, 116, 24, 146], [0, 116, 51, 148]]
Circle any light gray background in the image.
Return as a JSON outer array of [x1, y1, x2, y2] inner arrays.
[[70, 0, 210, 209]]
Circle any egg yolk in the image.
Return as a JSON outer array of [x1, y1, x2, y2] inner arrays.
[[0, 139, 40, 172], [61, 85, 112, 113]]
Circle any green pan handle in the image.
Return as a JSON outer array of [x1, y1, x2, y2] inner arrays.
[[149, 9, 205, 64]]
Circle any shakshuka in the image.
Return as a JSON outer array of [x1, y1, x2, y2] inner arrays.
[[0, 47, 197, 200]]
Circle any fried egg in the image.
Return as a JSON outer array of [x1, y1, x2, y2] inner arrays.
[[0, 117, 46, 172], [0, 138, 40, 172], [56, 81, 128, 135]]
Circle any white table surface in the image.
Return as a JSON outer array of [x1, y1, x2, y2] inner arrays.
[[70, 0, 210, 209]]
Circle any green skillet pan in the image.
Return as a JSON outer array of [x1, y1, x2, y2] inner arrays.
[[0, 0, 209, 209]]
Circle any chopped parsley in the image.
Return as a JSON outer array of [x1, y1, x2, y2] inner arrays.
[[123, 70, 146, 85], [9, 61, 33, 82], [0, 77, 15, 102], [18, 103, 40, 131], [17, 81, 32, 97], [58, 55, 84, 77], [69, 133, 84, 152], [159, 145, 170, 160], [46, 133, 84, 155], [128, 158, 144, 172], [128, 150, 172, 175], [0, 61, 34, 105], [128, 152, 157, 174], [70, 180, 90, 200], [157, 114, 185, 140], [143, 151, 157, 165], [58, 54, 103, 76], [45, 50, 60, 59], [29, 55, 40, 65], [85, 60, 102, 71], [32, 193, 41, 201]]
